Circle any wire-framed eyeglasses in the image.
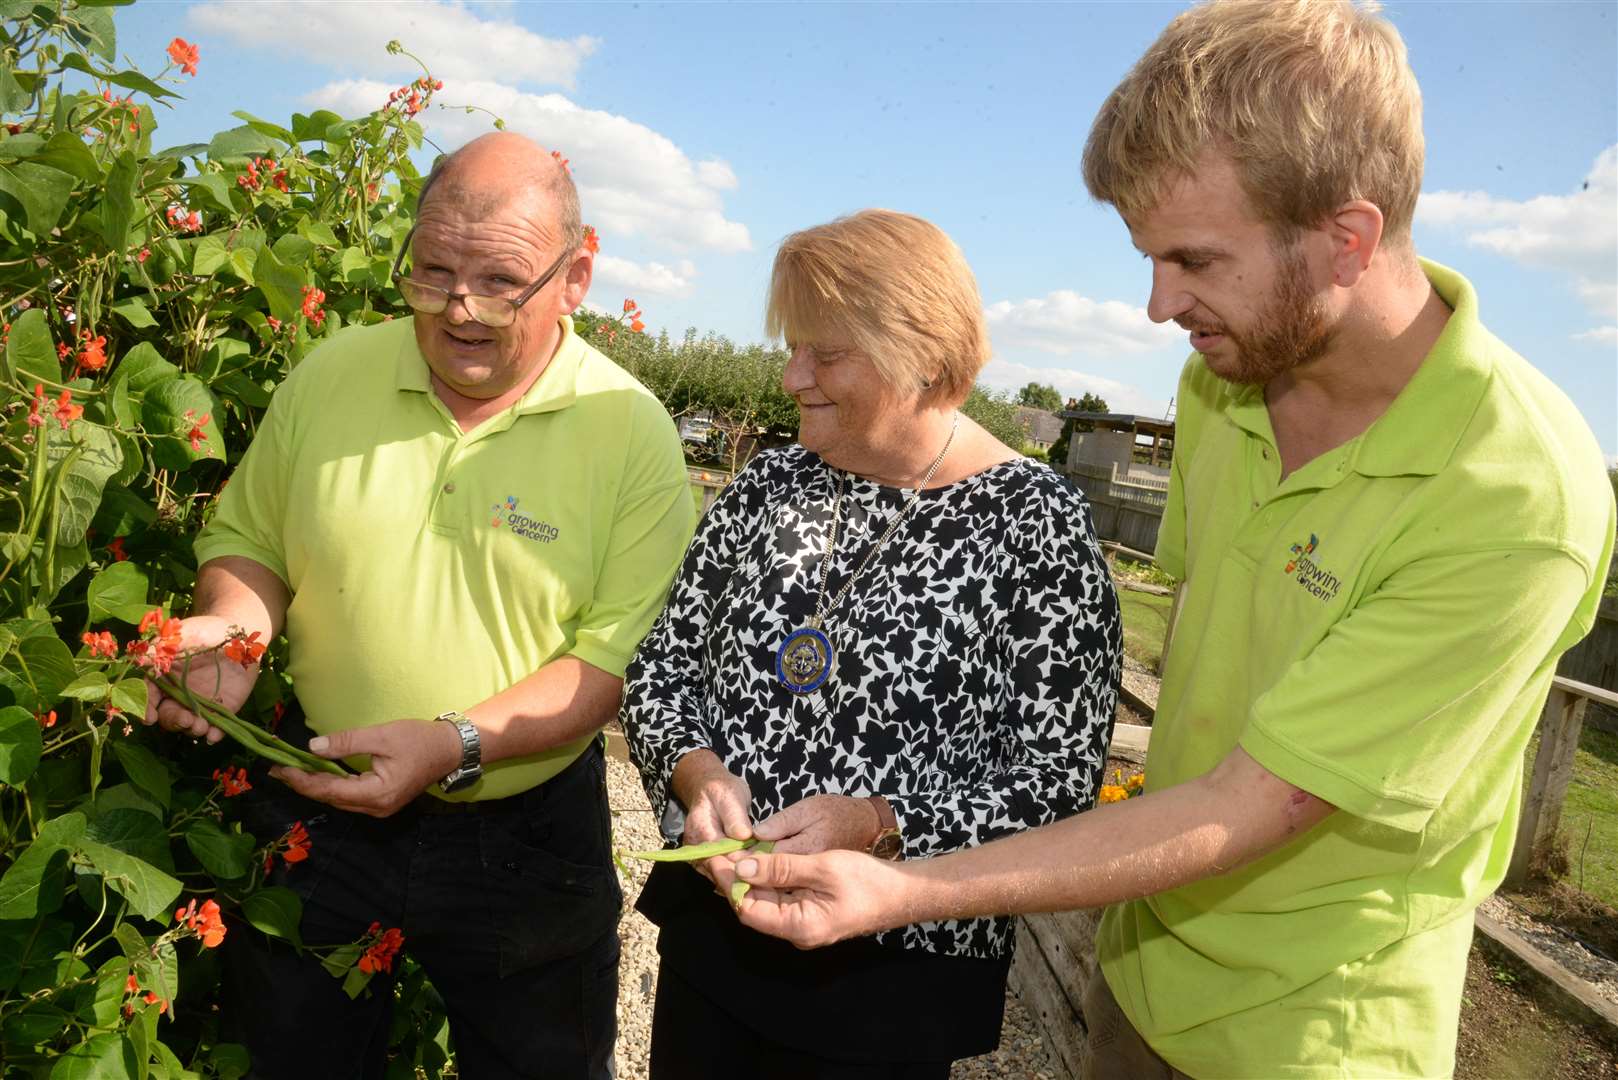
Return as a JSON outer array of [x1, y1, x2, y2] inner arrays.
[[390, 226, 572, 329]]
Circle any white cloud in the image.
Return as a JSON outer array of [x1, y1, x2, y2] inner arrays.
[[1418, 144, 1618, 319], [189, 1, 596, 90], [1573, 326, 1618, 346], [978, 356, 1171, 419], [593, 256, 698, 298], [984, 290, 1182, 356], [305, 79, 752, 255]]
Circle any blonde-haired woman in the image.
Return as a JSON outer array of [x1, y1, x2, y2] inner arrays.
[[623, 209, 1121, 1079]]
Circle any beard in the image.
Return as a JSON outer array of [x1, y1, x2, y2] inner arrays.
[[1192, 242, 1336, 386]]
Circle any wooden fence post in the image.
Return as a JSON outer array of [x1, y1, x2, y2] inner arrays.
[[1505, 685, 1588, 889]]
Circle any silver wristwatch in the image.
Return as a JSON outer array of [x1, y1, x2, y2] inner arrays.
[[434, 711, 482, 794]]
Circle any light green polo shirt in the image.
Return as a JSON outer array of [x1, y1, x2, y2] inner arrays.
[[1097, 260, 1615, 1078], [196, 315, 696, 800]]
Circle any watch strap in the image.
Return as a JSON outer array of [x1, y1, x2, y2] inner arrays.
[[866, 795, 901, 860], [435, 711, 482, 793]]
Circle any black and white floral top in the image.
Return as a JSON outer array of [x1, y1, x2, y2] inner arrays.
[[622, 445, 1121, 959]]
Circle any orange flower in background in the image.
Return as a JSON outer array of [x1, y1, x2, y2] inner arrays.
[[124, 974, 138, 994], [167, 37, 199, 76], [551, 149, 570, 173], [622, 298, 636, 314], [76, 331, 108, 373], [166, 205, 201, 233], [25, 382, 45, 428], [174, 897, 226, 947], [222, 627, 266, 667], [212, 765, 252, 797], [36, 710, 56, 729], [108, 536, 128, 562], [301, 285, 326, 328], [81, 630, 119, 659], [136, 247, 150, 263], [630, 316, 645, 334], [53, 389, 83, 429], [357, 922, 405, 974], [182, 409, 211, 452], [128, 608, 184, 675], [582, 225, 599, 254], [265, 820, 313, 874], [1097, 784, 1128, 803]]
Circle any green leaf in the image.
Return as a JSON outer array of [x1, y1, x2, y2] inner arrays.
[[338, 246, 372, 284], [213, 371, 273, 410], [3, 308, 62, 387], [141, 376, 222, 470], [290, 110, 345, 142], [0, 64, 30, 114], [242, 886, 303, 947], [0, 633, 76, 713], [207, 124, 281, 162], [101, 151, 137, 254], [227, 246, 257, 284], [208, 1044, 250, 1080], [50, 1032, 140, 1080], [83, 956, 133, 1029], [112, 297, 157, 329], [114, 922, 151, 961], [86, 807, 173, 872], [78, 840, 183, 922], [271, 232, 313, 266], [230, 111, 295, 144], [297, 218, 339, 247], [0, 812, 86, 919], [185, 819, 255, 880], [131, 938, 177, 1010], [112, 342, 178, 394], [50, 421, 124, 548], [109, 680, 146, 720], [0, 705, 43, 784], [31, 130, 102, 183], [152, 142, 208, 161], [92, 487, 157, 538], [88, 561, 150, 623], [60, 671, 110, 700], [320, 941, 363, 979], [175, 172, 234, 215], [69, 4, 117, 62], [254, 245, 305, 323], [4, 1003, 71, 1047], [192, 234, 229, 277], [0, 160, 74, 235], [111, 740, 170, 810]]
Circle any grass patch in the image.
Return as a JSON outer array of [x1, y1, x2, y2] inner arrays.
[[1521, 720, 1618, 909], [1118, 588, 1172, 672]]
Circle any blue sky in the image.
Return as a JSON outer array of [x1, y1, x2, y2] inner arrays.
[[115, 1, 1617, 456]]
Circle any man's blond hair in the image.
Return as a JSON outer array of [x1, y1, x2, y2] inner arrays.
[[1083, 0, 1424, 243], [766, 210, 990, 406]]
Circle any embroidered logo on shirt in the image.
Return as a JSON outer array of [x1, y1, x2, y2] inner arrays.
[[490, 495, 559, 543], [1283, 533, 1340, 602]]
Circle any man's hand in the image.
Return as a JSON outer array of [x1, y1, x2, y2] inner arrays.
[[752, 794, 880, 856], [142, 615, 260, 744], [732, 849, 911, 949], [670, 749, 753, 893], [270, 719, 463, 818]]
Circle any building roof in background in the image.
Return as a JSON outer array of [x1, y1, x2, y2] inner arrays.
[[1057, 412, 1176, 437], [1014, 406, 1065, 443]]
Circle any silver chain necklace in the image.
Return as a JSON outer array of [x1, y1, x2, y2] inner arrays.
[[775, 413, 959, 693]]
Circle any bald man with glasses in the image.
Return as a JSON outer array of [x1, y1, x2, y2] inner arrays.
[[143, 132, 695, 1079]]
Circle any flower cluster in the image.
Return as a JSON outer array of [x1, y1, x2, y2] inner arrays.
[[166, 204, 202, 233], [212, 765, 252, 797], [28, 384, 84, 430], [166, 37, 199, 77], [98, 89, 141, 135], [174, 897, 226, 948], [181, 408, 211, 453], [582, 225, 599, 254], [127, 608, 184, 676], [357, 922, 405, 974], [263, 820, 311, 873], [237, 156, 290, 194], [107, 536, 128, 562], [1097, 769, 1146, 804], [384, 76, 442, 118], [75, 330, 107, 376], [222, 627, 266, 667], [622, 298, 646, 334], [123, 974, 167, 1018], [301, 285, 326, 328], [81, 630, 119, 659]]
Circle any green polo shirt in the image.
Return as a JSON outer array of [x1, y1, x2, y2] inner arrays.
[[196, 315, 696, 800], [1097, 260, 1614, 1078]]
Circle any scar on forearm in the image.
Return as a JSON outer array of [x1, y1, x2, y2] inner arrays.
[[1284, 788, 1311, 833]]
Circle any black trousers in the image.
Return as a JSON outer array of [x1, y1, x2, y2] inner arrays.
[[222, 737, 621, 1080]]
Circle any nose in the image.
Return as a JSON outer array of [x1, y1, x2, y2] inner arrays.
[[442, 291, 475, 325], [1145, 263, 1194, 324], [782, 344, 815, 396]]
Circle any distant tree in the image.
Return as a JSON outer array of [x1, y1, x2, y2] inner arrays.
[[1049, 392, 1111, 467], [1017, 382, 1063, 412]]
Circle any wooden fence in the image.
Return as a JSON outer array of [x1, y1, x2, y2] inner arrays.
[[687, 465, 731, 516], [1555, 595, 1618, 735], [1064, 462, 1168, 553]]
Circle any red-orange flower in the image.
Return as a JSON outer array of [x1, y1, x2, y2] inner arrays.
[[622, 298, 636, 314], [82, 630, 119, 659], [53, 389, 83, 429], [25, 382, 45, 428], [166, 37, 199, 77], [76, 331, 108, 374], [551, 149, 570, 174], [301, 285, 326, 328], [124, 974, 138, 994], [128, 608, 184, 676], [582, 224, 599, 254], [630, 316, 645, 334], [174, 897, 226, 948], [108, 536, 128, 562], [136, 247, 150, 263], [222, 628, 265, 667], [141, 990, 169, 1014], [166, 205, 201, 233], [265, 820, 312, 874], [212, 765, 252, 797], [36, 710, 56, 729], [182, 409, 211, 453], [356, 923, 405, 974]]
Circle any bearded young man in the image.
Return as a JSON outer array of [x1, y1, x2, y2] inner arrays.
[[729, 3, 1616, 1078]]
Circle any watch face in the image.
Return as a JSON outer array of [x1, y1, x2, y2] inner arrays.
[[871, 830, 902, 861]]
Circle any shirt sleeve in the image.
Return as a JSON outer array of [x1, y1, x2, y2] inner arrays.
[[886, 477, 1122, 859], [192, 365, 297, 585], [620, 463, 759, 837], [567, 401, 698, 679], [1241, 544, 1593, 832]]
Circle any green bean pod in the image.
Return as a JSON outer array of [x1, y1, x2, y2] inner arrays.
[[622, 836, 759, 862], [728, 840, 774, 905], [156, 676, 351, 776]]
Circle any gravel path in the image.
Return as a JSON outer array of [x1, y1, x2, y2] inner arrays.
[[605, 756, 1058, 1079], [1478, 893, 1618, 1007]]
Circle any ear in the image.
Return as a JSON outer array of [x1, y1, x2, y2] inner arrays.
[[558, 249, 594, 316], [1326, 200, 1384, 288]]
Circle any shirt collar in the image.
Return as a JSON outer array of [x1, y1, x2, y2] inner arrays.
[[393, 314, 584, 417]]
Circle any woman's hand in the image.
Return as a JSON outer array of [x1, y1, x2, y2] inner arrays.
[[671, 749, 754, 890], [752, 794, 881, 856]]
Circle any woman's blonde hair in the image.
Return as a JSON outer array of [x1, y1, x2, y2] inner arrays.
[[765, 210, 991, 406], [1082, 0, 1424, 244]]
